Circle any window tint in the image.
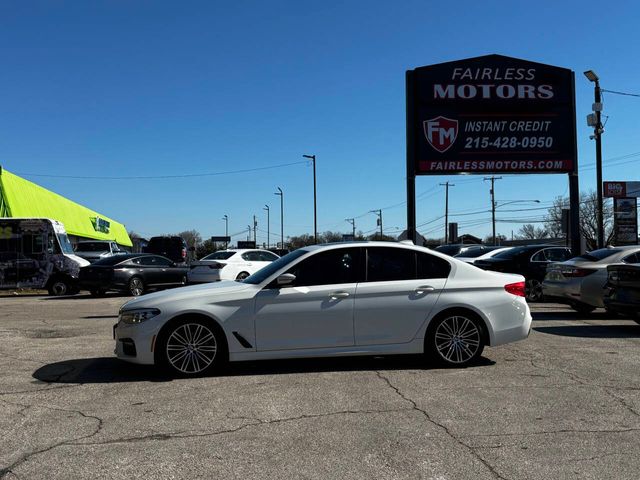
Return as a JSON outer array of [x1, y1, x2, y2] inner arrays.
[[258, 251, 279, 262], [154, 256, 173, 266], [531, 250, 547, 262], [287, 248, 360, 286], [244, 249, 307, 285], [417, 253, 451, 279], [623, 252, 640, 264], [546, 248, 570, 262], [139, 256, 161, 266], [203, 251, 235, 260], [576, 248, 621, 261], [367, 247, 415, 282], [242, 252, 261, 261]]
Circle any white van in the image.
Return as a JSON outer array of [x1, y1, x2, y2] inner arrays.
[[0, 218, 90, 295]]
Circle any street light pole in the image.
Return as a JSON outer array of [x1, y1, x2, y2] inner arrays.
[[303, 154, 317, 244], [275, 187, 284, 249], [345, 218, 356, 238], [222, 215, 228, 249], [370, 209, 383, 240], [253, 215, 257, 244], [440, 181, 455, 244], [263, 205, 270, 248], [584, 70, 605, 249], [484, 176, 502, 245]]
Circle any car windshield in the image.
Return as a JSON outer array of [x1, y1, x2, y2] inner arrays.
[[56, 233, 75, 255], [455, 248, 486, 259], [76, 242, 109, 252], [202, 251, 235, 260], [493, 246, 533, 260], [92, 255, 137, 266], [434, 245, 462, 256], [243, 249, 308, 284], [575, 248, 621, 262]]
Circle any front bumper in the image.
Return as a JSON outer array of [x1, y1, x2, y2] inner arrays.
[[113, 317, 165, 365]]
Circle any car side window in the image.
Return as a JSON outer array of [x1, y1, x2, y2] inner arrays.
[[154, 257, 173, 267], [139, 256, 159, 266], [286, 248, 360, 286], [546, 248, 571, 262], [259, 251, 278, 262], [366, 247, 415, 282], [531, 250, 546, 262], [241, 252, 258, 261], [623, 252, 640, 264], [130, 257, 142, 265], [417, 252, 451, 279]]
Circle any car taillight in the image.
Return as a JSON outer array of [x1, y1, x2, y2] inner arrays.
[[561, 267, 596, 278], [209, 263, 225, 269], [504, 282, 526, 297], [182, 249, 186, 259]]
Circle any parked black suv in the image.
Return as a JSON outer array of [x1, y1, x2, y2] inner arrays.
[[145, 236, 188, 265], [474, 245, 572, 302], [603, 263, 640, 323]]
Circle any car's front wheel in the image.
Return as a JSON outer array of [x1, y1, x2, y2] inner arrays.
[[426, 312, 485, 366], [128, 276, 145, 296], [47, 277, 71, 296], [236, 271, 250, 281], [157, 319, 226, 377]]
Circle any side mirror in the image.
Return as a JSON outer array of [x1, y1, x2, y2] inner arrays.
[[276, 273, 296, 286]]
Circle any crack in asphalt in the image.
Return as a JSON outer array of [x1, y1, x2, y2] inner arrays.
[[465, 427, 640, 439], [0, 401, 103, 479], [374, 371, 509, 480], [0, 384, 82, 397]]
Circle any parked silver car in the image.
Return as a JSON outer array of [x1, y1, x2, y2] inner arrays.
[[74, 240, 125, 263], [542, 246, 640, 313]]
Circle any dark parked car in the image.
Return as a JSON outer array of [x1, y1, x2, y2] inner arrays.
[[78, 254, 188, 296], [474, 245, 572, 302], [434, 244, 484, 257], [603, 263, 640, 323], [145, 236, 188, 265]]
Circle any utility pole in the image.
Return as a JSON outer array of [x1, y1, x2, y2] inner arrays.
[[275, 187, 284, 249], [263, 205, 270, 249], [253, 215, 257, 244], [222, 215, 228, 249], [484, 176, 502, 245], [247, 225, 251, 241], [584, 70, 604, 248], [370, 209, 383, 240], [439, 182, 455, 244], [303, 154, 317, 244], [345, 218, 356, 238]]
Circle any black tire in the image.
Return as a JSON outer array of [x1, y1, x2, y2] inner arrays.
[[426, 311, 485, 367], [128, 276, 145, 296], [525, 279, 544, 302], [156, 317, 227, 377], [47, 277, 71, 296], [236, 271, 250, 281], [571, 302, 596, 315], [90, 289, 106, 297]]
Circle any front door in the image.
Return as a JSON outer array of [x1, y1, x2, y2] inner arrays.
[[254, 247, 362, 351]]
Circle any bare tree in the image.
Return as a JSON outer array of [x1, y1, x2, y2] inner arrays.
[[516, 224, 548, 240], [177, 230, 202, 250]]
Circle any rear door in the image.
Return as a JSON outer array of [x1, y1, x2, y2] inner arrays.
[[354, 247, 450, 345]]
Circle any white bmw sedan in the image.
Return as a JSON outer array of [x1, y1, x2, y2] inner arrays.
[[114, 242, 531, 377], [187, 249, 279, 283]]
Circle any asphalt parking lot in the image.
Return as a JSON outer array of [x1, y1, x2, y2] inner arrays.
[[1, 294, 639, 479]]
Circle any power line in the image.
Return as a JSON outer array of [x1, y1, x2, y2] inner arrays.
[[601, 88, 640, 98], [15, 160, 310, 180]]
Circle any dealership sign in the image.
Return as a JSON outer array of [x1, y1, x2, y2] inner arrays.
[[603, 181, 640, 198], [603, 181, 639, 245], [408, 54, 577, 175]]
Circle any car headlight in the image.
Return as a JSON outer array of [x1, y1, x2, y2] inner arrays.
[[119, 308, 161, 324]]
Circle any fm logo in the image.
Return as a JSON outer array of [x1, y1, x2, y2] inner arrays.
[[424, 116, 458, 153]]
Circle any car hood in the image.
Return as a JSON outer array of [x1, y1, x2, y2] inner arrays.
[[120, 280, 255, 311]]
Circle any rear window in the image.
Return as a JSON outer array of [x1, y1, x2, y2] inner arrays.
[[434, 245, 462, 256], [494, 246, 533, 259], [203, 251, 236, 260], [454, 248, 486, 259], [576, 248, 621, 262]]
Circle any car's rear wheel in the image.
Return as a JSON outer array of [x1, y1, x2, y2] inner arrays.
[[525, 279, 544, 302], [128, 277, 145, 296], [236, 271, 250, 281], [426, 312, 485, 367], [157, 318, 226, 377]]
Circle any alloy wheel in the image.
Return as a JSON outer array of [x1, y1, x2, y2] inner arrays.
[[525, 279, 543, 302], [165, 323, 218, 374], [51, 281, 68, 296], [129, 278, 144, 296], [434, 315, 481, 364]]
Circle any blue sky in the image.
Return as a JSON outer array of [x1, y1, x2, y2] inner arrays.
[[1, 0, 639, 245]]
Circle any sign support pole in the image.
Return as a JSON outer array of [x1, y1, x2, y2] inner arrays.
[[569, 73, 582, 256], [406, 70, 417, 244]]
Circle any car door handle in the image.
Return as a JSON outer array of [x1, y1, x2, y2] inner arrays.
[[329, 292, 350, 299], [415, 285, 435, 294]]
